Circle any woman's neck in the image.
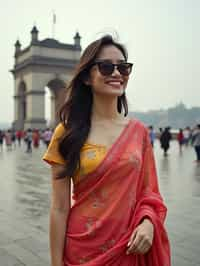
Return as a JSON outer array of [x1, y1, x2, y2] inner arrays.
[[91, 94, 123, 122]]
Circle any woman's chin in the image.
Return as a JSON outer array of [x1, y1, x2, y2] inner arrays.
[[107, 89, 125, 96], [94, 88, 125, 97]]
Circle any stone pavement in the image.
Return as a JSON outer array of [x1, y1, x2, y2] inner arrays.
[[0, 140, 200, 266]]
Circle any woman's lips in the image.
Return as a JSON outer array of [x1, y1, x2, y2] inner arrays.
[[105, 81, 123, 89]]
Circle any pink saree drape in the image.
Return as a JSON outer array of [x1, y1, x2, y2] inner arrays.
[[63, 120, 171, 266]]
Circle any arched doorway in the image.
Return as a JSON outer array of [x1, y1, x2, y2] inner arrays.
[[46, 79, 67, 128]]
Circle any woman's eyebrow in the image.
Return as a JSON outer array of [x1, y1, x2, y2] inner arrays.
[[96, 59, 126, 62]]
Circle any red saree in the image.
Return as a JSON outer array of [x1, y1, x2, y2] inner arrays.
[[64, 119, 171, 265]]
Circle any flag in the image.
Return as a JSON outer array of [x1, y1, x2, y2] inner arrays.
[[53, 13, 56, 24]]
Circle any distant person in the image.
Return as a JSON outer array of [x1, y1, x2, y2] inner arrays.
[[11, 130, 16, 148], [177, 128, 184, 152], [32, 129, 40, 148], [5, 130, 12, 151], [43, 128, 53, 147], [25, 129, 32, 153], [0, 130, 4, 151], [148, 125, 156, 147], [160, 127, 172, 156], [40, 130, 45, 144], [183, 127, 191, 146], [16, 130, 23, 147], [192, 124, 200, 162]]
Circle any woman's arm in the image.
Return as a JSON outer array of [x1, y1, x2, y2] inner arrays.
[[49, 164, 71, 266]]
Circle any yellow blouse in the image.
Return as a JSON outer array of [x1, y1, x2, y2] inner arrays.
[[42, 123, 107, 184]]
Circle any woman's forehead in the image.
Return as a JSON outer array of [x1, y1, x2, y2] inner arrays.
[[97, 45, 125, 60]]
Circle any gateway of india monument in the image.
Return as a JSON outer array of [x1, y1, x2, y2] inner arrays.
[[11, 26, 81, 130]]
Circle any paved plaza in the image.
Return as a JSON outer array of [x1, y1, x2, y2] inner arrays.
[[0, 140, 200, 266]]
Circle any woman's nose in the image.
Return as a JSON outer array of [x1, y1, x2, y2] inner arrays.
[[111, 66, 121, 76]]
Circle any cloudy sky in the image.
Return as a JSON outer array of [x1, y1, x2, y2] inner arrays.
[[0, 0, 199, 123]]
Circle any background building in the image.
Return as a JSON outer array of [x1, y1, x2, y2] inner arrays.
[[11, 26, 81, 130]]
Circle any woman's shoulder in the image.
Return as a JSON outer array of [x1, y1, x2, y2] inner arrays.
[[130, 118, 148, 133], [53, 123, 66, 139]]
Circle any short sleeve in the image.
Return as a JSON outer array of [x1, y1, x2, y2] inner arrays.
[[42, 123, 66, 165]]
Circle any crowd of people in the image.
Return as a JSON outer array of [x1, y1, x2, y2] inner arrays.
[[0, 124, 200, 162], [0, 128, 53, 153], [148, 124, 200, 162]]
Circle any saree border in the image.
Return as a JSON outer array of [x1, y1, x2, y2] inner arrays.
[[73, 119, 137, 197]]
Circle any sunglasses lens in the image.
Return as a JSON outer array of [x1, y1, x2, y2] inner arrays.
[[98, 62, 114, 75], [118, 63, 132, 75], [95, 62, 132, 76]]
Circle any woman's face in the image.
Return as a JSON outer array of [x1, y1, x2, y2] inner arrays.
[[88, 45, 130, 97]]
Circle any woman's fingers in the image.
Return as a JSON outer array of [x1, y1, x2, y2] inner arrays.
[[126, 229, 141, 254], [134, 237, 151, 254], [130, 232, 141, 252], [127, 228, 137, 247], [126, 228, 138, 254], [127, 229, 152, 254]]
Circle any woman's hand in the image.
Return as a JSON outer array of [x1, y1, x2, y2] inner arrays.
[[126, 219, 154, 255]]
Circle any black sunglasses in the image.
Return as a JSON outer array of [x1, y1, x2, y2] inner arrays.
[[91, 61, 133, 76]]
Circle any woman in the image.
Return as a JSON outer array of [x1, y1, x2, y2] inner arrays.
[[177, 128, 184, 152], [33, 129, 40, 148], [148, 125, 156, 147], [25, 128, 32, 153], [5, 129, 12, 151], [192, 124, 200, 162], [160, 127, 172, 157], [43, 35, 170, 266]]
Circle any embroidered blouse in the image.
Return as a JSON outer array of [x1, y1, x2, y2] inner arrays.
[[42, 123, 107, 184]]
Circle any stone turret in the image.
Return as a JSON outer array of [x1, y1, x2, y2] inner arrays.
[[15, 40, 21, 56], [73, 31, 81, 48], [31, 26, 39, 44]]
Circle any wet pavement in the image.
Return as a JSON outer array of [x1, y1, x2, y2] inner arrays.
[[0, 140, 200, 265]]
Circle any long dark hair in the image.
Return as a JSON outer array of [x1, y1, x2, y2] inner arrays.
[[58, 35, 129, 178]]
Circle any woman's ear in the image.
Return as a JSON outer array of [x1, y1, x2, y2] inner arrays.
[[83, 76, 91, 86], [84, 80, 90, 86]]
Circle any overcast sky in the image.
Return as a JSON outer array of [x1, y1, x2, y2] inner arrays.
[[0, 0, 199, 123]]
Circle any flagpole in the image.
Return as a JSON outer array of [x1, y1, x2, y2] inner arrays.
[[52, 11, 56, 39]]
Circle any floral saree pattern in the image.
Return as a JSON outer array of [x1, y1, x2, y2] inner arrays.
[[63, 119, 171, 266]]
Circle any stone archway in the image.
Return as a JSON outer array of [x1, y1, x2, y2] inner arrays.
[[11, 26, 81, 130]]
